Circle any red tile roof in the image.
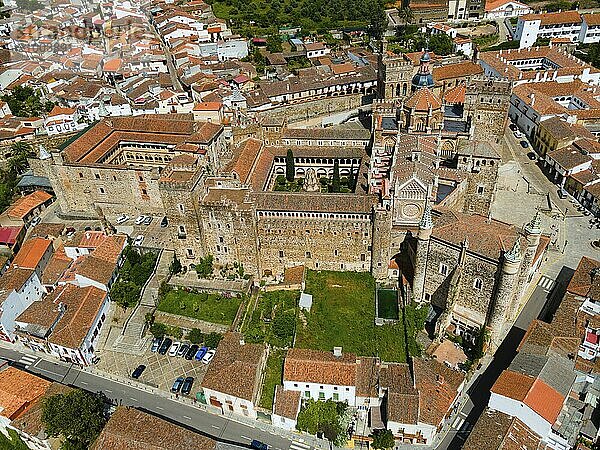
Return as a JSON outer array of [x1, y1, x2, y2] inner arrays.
[[405, 87, 442, 112], [5, 191, 52, 220], [0, 226, 23, 245], [12, 237, 52, 270], [284, 348, 358, 386], [0, 367, 51, 420]]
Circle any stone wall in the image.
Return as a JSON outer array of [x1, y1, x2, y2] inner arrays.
[[462, 165, 499, 217], [256, 214, 372, 275], [263, 94, 365, 124]]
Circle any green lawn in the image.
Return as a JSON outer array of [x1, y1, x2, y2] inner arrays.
[[377, 289, 399, 320], [295, 270, 409, 362], [242, 290, 298, 347], [157, 289, 243, 325], [259, 349, 285, 409]]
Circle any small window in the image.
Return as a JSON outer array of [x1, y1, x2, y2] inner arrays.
[[186, 248, 194, 257], [94, 173, 100, 180], [99, 187, 105, 194], [477, 185, 485, 195], [439, 263, 448, 276], [306, 251, 311, 258], [318, 392, 325, 400], [141, 188, 148, 196], [178, 204, 185, 214], [334, 249, 338, 256], [279, 250, 284, 258], [79, 172, 84, 178], [361, 254, 366, 262], [474, 278, 483, 290], [138, 175, 143, 182], [333, 393, 339, 401], [294, 383, 298, 387], [304, 391, 310, 398]]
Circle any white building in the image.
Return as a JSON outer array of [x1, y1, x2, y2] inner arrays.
[[448, 0, 468, 20], [515, 11, 583, 49], [304, 42, 330, 59], [580, 14, 600, 44], [484, 0, 532, 20], [272, 386, 301, 431], [0, 268, 44, 343]]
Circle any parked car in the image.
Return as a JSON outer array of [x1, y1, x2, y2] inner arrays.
[[558, 188, 568, 199], [115, 214, 129, 224], [194, 346, 208, 361], [133, 234, 144, 246], [131, 365, 146, 379], [251, 440, 268, 450], [178, 344, 190, 357], [135, 215, 146, 225], [201, 349, 216, 365], [143, 216, 153, 226], [514, 130, 523, 139], [171, 376, 184, 393], [65, 227, 76, 236], [520, 140, 529, 148], [509, 123, 517, 131], [185, 344, 199, 360], [30, 216, 41, 227], [151, 337, 162, 352], [160, 216, 168, 228], [158, 338, 172, 355], [169, 341, 180, 357], [527, 152, 537, 161], [181, 377, 194, 395]]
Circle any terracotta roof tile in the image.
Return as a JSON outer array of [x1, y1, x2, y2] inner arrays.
[[523, 378, 565, 423], [284, 348, 357, 386], [202, 332, 266, 402], [405, 87, 442, 112], [0, 367, 51, 420], [432, 61, 482, 81], [567, 256, 600, 298], [463, 408, 542, 449], [492, 369, 536, 401], [91, 407, 216, 450], [521, 10, 582, 25], [5, 191, 52, 220], [273, 386, 301, 419], [12, 237, 52, 270]]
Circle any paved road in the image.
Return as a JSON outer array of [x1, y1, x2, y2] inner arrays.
[[0, 346, 303, 450], [436, 277, 558, 450]]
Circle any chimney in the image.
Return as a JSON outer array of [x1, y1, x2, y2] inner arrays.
[[333, 346, 343, 358], [436, 374, 445, 385], [530, 93, 535, 106], [239, 338, 245, 346]]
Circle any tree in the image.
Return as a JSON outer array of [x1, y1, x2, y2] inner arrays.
[[398, 6, 413, 25], [170, 255, 182, 275], [272, 310, 295, 343], [286, 149, 295, 182], [41, 390, 106, 449], [187, 328, 205, 345], [367, 0, 387, 40], [0, 86, 52, 117], [0, 428, 30, 450], [109, 281, 141, 308], [331, 159, 340, 193], [15, 0, 43, 11], [296, 399, 347, 446], [150, 322, 167, 338], [428, 33, 453, 56], [204, 332, 223, 348], [371, 429, 395, 449], [266, 34, 283, 53], [8, 142, 33, 175], [196, 254, 214, 278]]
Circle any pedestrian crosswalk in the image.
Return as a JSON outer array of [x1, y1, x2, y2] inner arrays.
[[538, 276, 555, 292], [289, 440, 311, 450], [17, 354, 37, 368]]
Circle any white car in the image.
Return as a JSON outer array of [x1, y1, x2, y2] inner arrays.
[[201, 349, 216, 364], [513, 130, 523, 139], [135, 215, 146, 225], [133, 234, 144, 246], [30, 216, 41, 227], [115, 214, 129, 224], [168, 341, 180, 357]]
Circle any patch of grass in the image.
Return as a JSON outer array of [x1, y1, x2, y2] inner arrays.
[[295, 270, 408, 362], [242, 290, 298, 347], [377, 289, 398, 320], [157, 289, 243, 325], [0, 429, 29, 450], [259, 349, 285, 409]]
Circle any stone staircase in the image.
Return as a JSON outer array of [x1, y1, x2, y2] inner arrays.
[[111, 249, 174, 355]]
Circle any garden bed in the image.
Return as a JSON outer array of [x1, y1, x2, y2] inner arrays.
[[157, 288, 243, 326], [377, 289, 399, 320]]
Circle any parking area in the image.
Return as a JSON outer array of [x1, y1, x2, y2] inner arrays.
[[97, 344, 209, 393], [113, 214, 173, 249]]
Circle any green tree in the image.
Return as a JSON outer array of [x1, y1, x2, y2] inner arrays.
[[367, 0, 387, 40], [205, 332, 223, 348], [371, 429, 395, 449], [41, 390, 106, 449], [187, 328, 205, 345], [0, 85, 52, 117], [272, 310, 295, 343], [296, 399, 347, 446], [196, 254, 214, 278], [109, 281, 141, 308], [472, 327, 488, 361], [15, 0, 43, 11], [150, 322, 167, 338], [266, 34, 283, 53], [170, 255, 182, 275], [286, 149, 295, 182], [428, 33, 453, 56], [331, 159, 340, 193], [0, 428, 30, 450], [398, 6, 413, 24]]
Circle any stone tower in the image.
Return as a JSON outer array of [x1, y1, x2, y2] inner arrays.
[[371, 205, 393, 280], [412, 203, 433, 303], [377, 48, 414, 101], [488, 237, 521, 347], [510, 212, 543, 318], [464, 76, 512, 145]]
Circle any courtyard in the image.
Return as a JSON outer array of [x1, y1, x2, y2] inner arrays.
[[294, 270, 424, 362]]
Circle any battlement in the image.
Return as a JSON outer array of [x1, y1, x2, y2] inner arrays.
[[467, 76, 512, 94]]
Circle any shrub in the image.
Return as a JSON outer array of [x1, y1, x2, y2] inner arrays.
[[150, 322, 167, 338], [205, 332, 223, 348], [187, 328, 205, 345]]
